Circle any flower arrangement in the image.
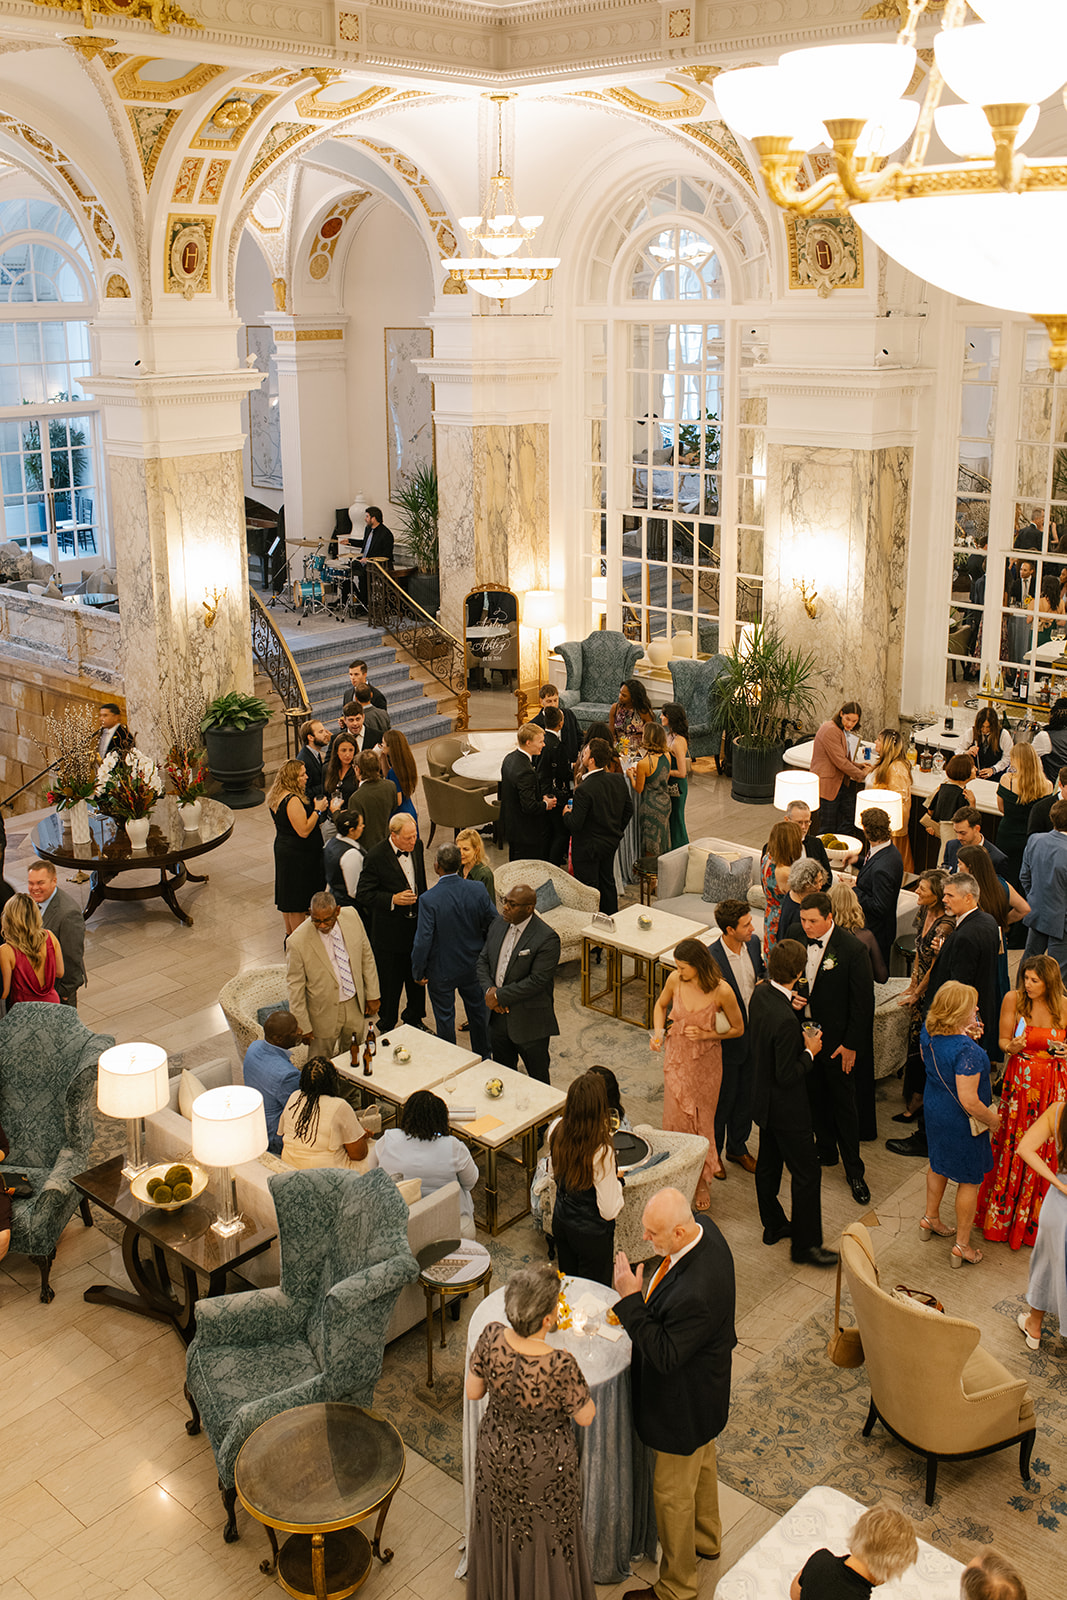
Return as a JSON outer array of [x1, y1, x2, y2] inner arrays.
[[38, 706, 99, 810], [93, 748, 164, 822], [163, 687, 208, 803], [165, 748, 207, 803]]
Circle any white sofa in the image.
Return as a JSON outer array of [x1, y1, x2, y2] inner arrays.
[[494, 858, 600, 965], [144, 1060, 462, 1342]]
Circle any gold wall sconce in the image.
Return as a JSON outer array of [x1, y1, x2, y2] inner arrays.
[[202, 586, 227, 629], [794, 578, 819, 620]]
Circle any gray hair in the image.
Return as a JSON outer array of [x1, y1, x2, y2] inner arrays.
[[785, 800, 811, 819], [505, 1261, 560, 1338], [309, 891, 337, 914], [436, 843, 461, 874], [951, 872, 979, 902], [789, 856, 826, 895], [388, 813, 414, 838]]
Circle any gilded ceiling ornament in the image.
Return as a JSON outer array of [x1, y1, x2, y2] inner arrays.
[[105, 273, 130, 297], [113, 57, 224, 101], [32, 0, 201, 34], [166, 214, 212, 298], [125, 105, 180, 190], [63, 35, 116, 59], [786, 215, 863, 297]]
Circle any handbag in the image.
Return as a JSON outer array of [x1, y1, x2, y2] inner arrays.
[[667, 779, 681, 798], [893, 1284, 944, 1313], [828, 1250, 865, 1368], [926, 1035, 988, 1138]]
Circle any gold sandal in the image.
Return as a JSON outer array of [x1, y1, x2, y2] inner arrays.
[[950, 1243, 983, 1267], [919, 1215, 953, 1240]]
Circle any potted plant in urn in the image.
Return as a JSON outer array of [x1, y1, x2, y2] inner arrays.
[[39, 705, 99, 846], [200, 691, 271, 810], [710, 623, 820, 804], [394, 463, 439, 616], [93, 748, 165, 849]]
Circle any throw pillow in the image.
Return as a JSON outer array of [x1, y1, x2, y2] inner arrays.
[[535, 879, 562, 913], [702, 851, 753, 905], [394, 1176, 422, 1206], [256, 1001, 287, 1028], [178, 1068, 208, 1120], [683, 846, 712, 896]]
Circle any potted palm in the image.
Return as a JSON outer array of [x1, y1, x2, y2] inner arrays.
[[710, 623, 820, 803], [200, 692, 270, 810], [394, 463, 439, 615]]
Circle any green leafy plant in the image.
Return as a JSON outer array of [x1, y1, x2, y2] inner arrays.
[[200, 692, 270, 732], [394, 464, 439, 573], [710, 623, 820, 750]]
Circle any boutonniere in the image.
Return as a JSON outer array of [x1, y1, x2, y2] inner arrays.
[[822, 954, 838, 972]]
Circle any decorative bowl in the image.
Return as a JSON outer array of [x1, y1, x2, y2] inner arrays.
[[485, 1077, 504, 1099], [637, 912, 653, 930], [130, 1160, 210, 1212], [393, 1045, 412, 1063]]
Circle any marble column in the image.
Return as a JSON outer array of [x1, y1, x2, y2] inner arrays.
[[265, 314, 349, 549]]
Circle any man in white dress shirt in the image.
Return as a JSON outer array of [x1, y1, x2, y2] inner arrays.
[[97, 702, 133, 761]]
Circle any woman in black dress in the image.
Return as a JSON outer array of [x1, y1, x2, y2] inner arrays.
[[547, 1072, 623, 1285], [324, 736, 359, 814], [268, 759, 328, 936], [466, 1261, 596, 1600]]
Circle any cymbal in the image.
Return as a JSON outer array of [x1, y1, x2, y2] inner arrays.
[[289, 538, 326, 548]]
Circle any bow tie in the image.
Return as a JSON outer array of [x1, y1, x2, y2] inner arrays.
[[807, 936, 827, 948]]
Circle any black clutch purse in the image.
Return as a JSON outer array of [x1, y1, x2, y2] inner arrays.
[[1, 1171, 32, 1197]]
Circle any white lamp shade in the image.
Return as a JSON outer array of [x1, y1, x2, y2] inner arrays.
[[523, 590, 558, 629], [713, 66, 812, 143], [191, 1085, 268, 1169], [934, 24, 1067, 108], [856, 787, 904, 834], [97, 1044, 169, 1119], [855, 99, 920, 159], [773, 770, 821, 814], [780, 43, 916, 124], [934, 102, 1039, 158]]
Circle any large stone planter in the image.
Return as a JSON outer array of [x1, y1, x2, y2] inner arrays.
[[203, 722, 267, 809], [730, 740, 787, 805]]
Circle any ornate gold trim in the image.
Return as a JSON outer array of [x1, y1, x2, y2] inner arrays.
[[293, 84, 392, 120], [355, 138, 460, 260], [171, 156, 202, 203], [683, 119, 757, 191], [304, 190, 369, 281], [191, 91, 275, 152], [114, 57, 223, 102], [0, 114, 122, 260], [242, 121, 315, 194], [604, 84, 706, 121], [199, 158, 228, 204], [63, 35, 115, 59], [295, 328, 343, 340], [164, 213, 213, 297], [785, 215, 863, 295], [104, 273, 130, 297], [29, 0, 200, 33], [124, 105, 179, 191]]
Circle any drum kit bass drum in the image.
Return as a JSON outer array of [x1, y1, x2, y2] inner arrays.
[[278, 539, 360, 623]]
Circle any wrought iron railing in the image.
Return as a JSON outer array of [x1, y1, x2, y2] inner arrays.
[[367, 562, 469, 730], [249, 591, 312, 757]]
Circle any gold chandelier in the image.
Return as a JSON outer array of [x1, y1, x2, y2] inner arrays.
[[443, 95, 560, 304], [714, 0, 1067, 365]]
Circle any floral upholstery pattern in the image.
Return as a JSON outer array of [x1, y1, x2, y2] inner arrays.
[[185, 1167, 417, 1493], [667, 655, 728, 758], [0, 1002, 114, 1300], [493, 858, 600, 965], [556, 633, 642, 723]]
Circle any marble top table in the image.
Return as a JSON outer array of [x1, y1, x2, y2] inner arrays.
[[583, 901, 710, 959], [783, 740, 1001, 815], [451, 729, 517, 784], [334, 1024, 480, 1121], [440, 1061, 566, 1233], [716, 1485, 963, 1599], [582, 902, 710, 1027], [459, 1276, 656, 1586]]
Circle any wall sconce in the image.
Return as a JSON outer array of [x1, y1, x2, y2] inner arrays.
[[202, 586, 227, 629], [794, 578, 819, 620]]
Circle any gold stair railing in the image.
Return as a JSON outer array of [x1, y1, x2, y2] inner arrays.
[[250, 590, 313, 758], [366, 562, 469, 730]]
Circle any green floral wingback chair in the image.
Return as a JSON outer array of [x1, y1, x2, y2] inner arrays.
[[667, 655, 729, 760], [0, 1002, 114, 1302], [185, 1167, 418, 1541], [556, 632, 642, 724]]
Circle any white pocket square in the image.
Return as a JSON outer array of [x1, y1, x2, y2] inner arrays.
[[519, 948, 530, 956]]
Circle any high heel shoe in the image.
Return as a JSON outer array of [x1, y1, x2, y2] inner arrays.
[[950, 1243, 983, 1268], [919, 1216, 953, 1240]]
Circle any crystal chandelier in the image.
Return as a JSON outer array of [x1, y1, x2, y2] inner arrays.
[[443, 95, 560, 303], [714, 0, 1067, 366]]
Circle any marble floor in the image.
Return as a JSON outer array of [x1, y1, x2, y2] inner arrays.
[[0, 746, 1051, 1599]]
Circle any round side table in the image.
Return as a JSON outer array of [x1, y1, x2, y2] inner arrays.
[[235, 1402, 404, 1600], [416, 1237, 493, 1388]]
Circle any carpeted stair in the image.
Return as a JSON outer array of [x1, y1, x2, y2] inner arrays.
[[287, 620, 455, 746]]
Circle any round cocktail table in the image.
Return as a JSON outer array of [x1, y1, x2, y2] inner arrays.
[[235, 1403, 404, 1600], [416, 1237, 492, 1388]]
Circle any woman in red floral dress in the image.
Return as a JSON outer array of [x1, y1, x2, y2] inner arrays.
[[977, 955, 1067, 1248]]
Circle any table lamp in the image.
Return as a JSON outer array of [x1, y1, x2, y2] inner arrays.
[[523, 590, 558, 683], [97, 1043, 169, 1180], [191, 1085, 268, 1238], [773, 770, 820, 815], [856, 787, 904, 835]]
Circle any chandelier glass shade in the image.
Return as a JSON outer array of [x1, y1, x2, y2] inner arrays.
[[714, 0, 1067, 366], [444, 95, 560, 304]]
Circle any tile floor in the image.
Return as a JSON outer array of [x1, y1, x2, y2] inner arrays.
[[0, 749, 1050, 1598]]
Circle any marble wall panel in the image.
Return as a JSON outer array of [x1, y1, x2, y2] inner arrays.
[[472, 422, 549, 684], [436, 424, 475, 637]]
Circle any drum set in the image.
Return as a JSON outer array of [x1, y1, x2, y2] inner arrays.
[[272, 539, 362, 623]]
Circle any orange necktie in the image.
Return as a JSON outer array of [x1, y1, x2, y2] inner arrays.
[[644, 1256, 671, 1301]]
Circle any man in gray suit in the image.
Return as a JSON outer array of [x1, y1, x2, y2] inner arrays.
[[1021, 798, 1067, 979], [27, 859, 85, 1006], [476, 882, 560, 1083]]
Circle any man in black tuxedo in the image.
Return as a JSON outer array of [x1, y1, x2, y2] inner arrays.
[[799, 892, 874, 1204], [749, 939, 838, 1268], [475, 882, 560, 1083], [941, 806, 1008, 875], [352, 505, 394, 611], [530, 682, 582, 764], [354, 813, 427, 1031], [710, 898, 764, 1174], [853, 807, 904, 977], [613, 1188, 736, 1600], [296, 717, 330, 801], [887, 871, 999, 1158], [97, 702, 134, 761], [499, 723, 557, 862], [536, 705, 573, 867], [785, 800, 831, 878], [564, 738, 633, 916]]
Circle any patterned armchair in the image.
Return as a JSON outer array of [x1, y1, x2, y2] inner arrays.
[[185, 1167, 418, 1540], [667, 655, 729, 760], [218, 965, 306, 1071], [0, 1002, 114, 1301], [555, 632, 642, 724]]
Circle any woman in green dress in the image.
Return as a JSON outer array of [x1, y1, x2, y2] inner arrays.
[[661, 702, 690, 849], [457, 827, 496, 907], [630, 721, 672, 862]]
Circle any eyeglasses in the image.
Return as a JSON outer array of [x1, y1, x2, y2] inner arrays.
[[503, 898, 534, 910]]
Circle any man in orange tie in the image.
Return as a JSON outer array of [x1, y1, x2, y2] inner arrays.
[[613, 1188, 736, 1600]]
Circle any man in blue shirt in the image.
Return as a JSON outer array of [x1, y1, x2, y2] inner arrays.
[[243, 1011, 301, 1155]]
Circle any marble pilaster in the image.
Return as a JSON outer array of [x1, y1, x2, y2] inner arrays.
[[265, 314, 349, 548], [436, 424, 475, 633]]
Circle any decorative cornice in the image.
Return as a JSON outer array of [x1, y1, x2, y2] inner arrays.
[[82, 370, 264, 404], [754, 365, 936, 401], [414, 356, 562, 385]]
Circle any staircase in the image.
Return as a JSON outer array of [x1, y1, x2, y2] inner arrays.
[[287, 618, 456, 745]]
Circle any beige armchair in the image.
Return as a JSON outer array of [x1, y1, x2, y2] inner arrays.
[[840, 1222, 1036, 1504], [218, 965, 307, 1070], [494, 858, 600, 966], [422, 772, 500, 845]]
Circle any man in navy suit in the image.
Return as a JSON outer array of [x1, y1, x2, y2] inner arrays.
[[1021, 798, 1067, 979], [296, 717, 330, 800], [941, 805, 1008, 875], [854, 807, 904, 974], [412, 842, 498, 1057], [710, 898, 764, 1175], [476, 883, 560, 1082], [613, 1188, 736, 1600]]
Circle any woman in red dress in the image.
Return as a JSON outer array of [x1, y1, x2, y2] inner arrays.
[[977, 955, 1067, 1248], [0, 893, 62, 1006]]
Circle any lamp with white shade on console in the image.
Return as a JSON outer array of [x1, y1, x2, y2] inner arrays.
[[773, 770, 820, 816], [855, 787, 904, 836], [97, 1043, 169, 1180], [191, 1085, 268, 1238]]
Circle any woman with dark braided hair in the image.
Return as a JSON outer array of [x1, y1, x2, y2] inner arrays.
[[277, 1056, 371, 1169]]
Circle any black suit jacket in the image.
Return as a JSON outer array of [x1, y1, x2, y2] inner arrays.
[[354, 837, 426, 953], [806, 925, 875, 1059], [942, 837, 1008, 875], [566, 768, 633, 854], [296, 744, 327, 801], [803, 834, 831, 877], [41, 887, 85, 1003], [500, 749, 551, 860], [709, 935, 763, 1071], [922, 907, 1001, 1047], [476, 912, 560, 1044], [536, 731, 573, 803], [532, 705, 582, 764], [361, 523, 394, 564], [749, 980, 816, 1130], [1028, 791, 1059, 837], [854, 844, 904, 970], [614, 1215, 736, 1455]]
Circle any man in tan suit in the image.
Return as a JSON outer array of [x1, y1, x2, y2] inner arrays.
[[285, 891, 380, 1061]]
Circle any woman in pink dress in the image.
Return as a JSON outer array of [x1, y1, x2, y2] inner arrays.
[[0, 893, 62, 1005], [651, 938, 743, 1207]]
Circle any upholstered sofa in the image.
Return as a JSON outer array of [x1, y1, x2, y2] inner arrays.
[[145, 1058, 461, 1340], [556, 631, 642, 725], [494, 858, 600, 965]]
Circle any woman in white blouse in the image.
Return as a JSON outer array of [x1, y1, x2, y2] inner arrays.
[[367, 1090, 479, 1237], [956, 707, 1013, 779], [278, 1057, 371, 1170], [546, 1072, 624, 1286]]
